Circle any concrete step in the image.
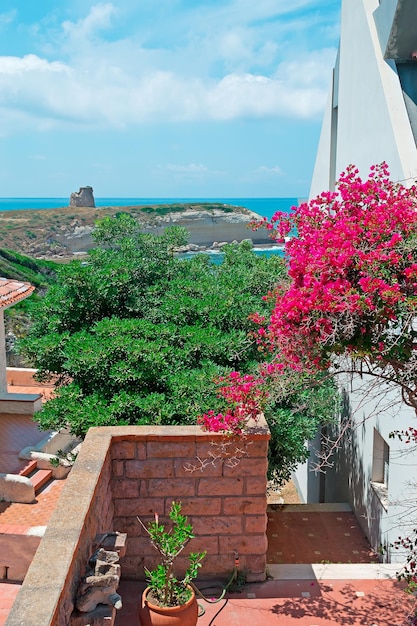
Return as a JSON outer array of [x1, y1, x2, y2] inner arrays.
[[19, 460, 38, 478], [30, 469, 53, 493], [0, 392, 42, 414]]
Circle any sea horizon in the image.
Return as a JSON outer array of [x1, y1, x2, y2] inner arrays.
[[0, 197, 302, 221]]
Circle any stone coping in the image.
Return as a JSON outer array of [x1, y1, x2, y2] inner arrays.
[[6, 428, 113, 625]]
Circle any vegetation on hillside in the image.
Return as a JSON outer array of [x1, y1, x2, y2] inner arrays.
[[0, 248, 58, 365], [0, 248, 57, 287], [0, 202, 250, 257]]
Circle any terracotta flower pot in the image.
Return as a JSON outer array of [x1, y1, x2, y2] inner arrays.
[[138, 586, 198, 626]]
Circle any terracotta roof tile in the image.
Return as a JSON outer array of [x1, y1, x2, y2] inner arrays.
[[0, 277, 35, 308]]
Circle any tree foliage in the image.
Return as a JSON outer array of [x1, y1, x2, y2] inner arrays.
[[22, 214, 338, 480], [22, 218, 280, 430]]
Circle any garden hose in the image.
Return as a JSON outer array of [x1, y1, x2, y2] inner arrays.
[[191, 552, 240, 618]]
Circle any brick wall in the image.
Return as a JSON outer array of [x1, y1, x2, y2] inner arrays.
[[6, 421, 269, 626], [111, 421, 270, 583]]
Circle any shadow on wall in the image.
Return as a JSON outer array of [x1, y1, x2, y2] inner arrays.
[[324, 388, 383, 558]]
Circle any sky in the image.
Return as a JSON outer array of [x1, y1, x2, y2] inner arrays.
[[0, 1, 341, 198]]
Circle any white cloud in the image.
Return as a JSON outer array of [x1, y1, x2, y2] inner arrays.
[[62, 3, 116, 41], [256, 165, 284, 175], [0, 10, 16, 26], [0, 52, 335, 133], [0, 54, 69, 75], [0, 3, 338, 134]]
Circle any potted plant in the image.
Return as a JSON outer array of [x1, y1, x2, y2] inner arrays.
[[137, 501, 206, 626]]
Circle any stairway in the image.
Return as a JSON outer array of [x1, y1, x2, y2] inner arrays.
[[19, 460, 53, 494]]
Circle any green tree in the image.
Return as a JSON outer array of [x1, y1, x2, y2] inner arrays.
[[23, 220, 282, 431], [22, 215, 337, 480]]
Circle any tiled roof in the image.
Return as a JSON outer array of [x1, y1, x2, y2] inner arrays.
[[0, 277, 35, 309]]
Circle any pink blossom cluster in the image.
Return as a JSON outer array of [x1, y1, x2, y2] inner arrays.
[[252, 163, 417, 371], [198, 371, 267, 435]]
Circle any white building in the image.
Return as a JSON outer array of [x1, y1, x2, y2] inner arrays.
[[310, 0, 417, 198], [295, 0, 417, 562]]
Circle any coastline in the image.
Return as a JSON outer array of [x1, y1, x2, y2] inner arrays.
[[0, 202, 278, 259]]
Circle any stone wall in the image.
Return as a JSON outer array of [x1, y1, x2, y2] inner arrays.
[[6, 421, 269, 626], [6, 432, 114, 626]]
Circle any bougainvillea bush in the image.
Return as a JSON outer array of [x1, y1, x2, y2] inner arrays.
[[200, 162, 417, 463], [202, 163, 417, 435], [251, 162, 417, 411]]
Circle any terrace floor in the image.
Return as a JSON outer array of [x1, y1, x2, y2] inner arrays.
[[0, 401, 414, 625], [117, 572, 414, 626], [113, 504, 414, 626]]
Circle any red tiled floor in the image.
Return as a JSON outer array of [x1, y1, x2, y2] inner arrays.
[[266, 505, 379, 564], [0, 582, 21, 626], [116, 578, 416, 626], [0, 384, 60, 521], [0, 478, 66, 528]]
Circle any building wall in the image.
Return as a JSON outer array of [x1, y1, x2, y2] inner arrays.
[[294, 374, 417, 562], [299, 0, 417, 563], [310, 0, 417, 198]]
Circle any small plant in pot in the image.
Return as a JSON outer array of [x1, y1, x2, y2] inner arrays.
[[137, 501, 206, 626]]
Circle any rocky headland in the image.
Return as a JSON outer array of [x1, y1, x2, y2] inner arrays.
[[0, 203, 272, 259]]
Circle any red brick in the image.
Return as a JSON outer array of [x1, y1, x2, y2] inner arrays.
[[125, 459, 174, 479], [187, 535, 219, 555], [198, 477, 243, 496], [112, 479, 139, 499], [245, 476, 267, 495], [114, 497, 163, 518], [174, 458, 222, 478], [111, 441, 136, 460], [176, 498, 222, 516], [136, 498, 166, 516], [223, 457, 268, 477], [112, 460, 124, 478], [195, 440, 230, 458], [242, 440, 269, 457], [128, 536, 161, 557], [139, 481, 148, 498], [219, 534, 268, 555], [244, 514, 268, 534], [244, 555, 267, 581], [191, 516, 242, 535], [146, 441, 196, 458], [137, 442, 147, 460], [195, 440, 249, 469], [147, 478, 196, 497], [119, 555, 143, 579], [199, 554, 237, 578], [112, 517, 141, 536], [223, 497, 266, 515]]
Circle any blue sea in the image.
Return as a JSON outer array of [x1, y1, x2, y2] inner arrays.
[[0, 197, 300, 221]]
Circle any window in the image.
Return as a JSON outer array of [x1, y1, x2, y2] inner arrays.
[[371, 429, 389, 508]]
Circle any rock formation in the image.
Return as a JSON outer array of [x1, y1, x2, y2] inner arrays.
[[70, 186, 96, 208]]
